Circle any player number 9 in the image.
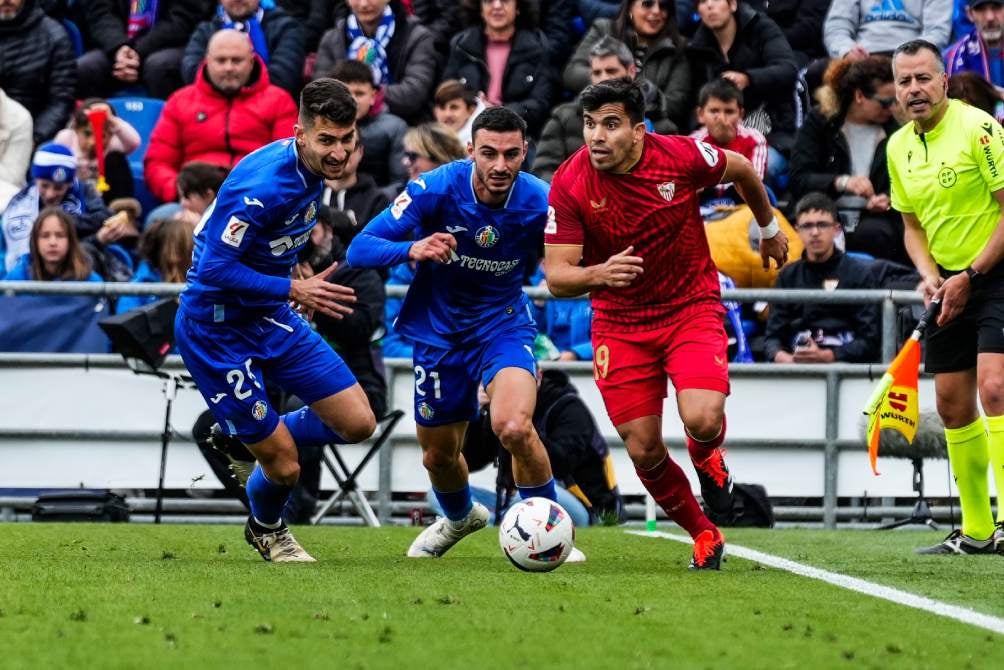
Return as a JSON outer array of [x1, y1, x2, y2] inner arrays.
[[594, 345, 610, 380]]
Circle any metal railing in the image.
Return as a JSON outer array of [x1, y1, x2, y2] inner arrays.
[[1, 281, 925, 363]]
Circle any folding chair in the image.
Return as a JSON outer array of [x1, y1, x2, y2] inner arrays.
[[311, 410, 405, 526]]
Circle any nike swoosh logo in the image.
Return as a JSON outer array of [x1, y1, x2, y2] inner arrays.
[[244, 196, 264, 208], [445, 225, 468, 233], [210, 393, 227, 404]]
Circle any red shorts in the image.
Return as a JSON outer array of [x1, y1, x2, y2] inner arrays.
[[592, 311, 730, 426]]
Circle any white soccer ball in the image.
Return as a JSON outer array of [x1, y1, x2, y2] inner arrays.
[[498, 497, 575, 572]]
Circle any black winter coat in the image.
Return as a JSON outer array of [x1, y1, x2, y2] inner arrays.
[[0, 0, 75, 144], [82, 0, 213, 58], [181, 9, 306, 96], [744, 0, 829, 62], [443, 27, 557, 138], [764, 249, 882, 363], [688, 4, 799, 149], [275, 0, 334, 52]]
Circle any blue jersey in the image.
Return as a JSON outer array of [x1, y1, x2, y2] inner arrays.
[[180, 139, 323, 323], [347, 160, 548, 348]]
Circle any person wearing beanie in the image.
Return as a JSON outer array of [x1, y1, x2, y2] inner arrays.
[[0, 142, 113, 277]]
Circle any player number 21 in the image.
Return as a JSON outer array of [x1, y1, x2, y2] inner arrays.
[[226, 359, 261, 400], [415, 366, 441, 399]]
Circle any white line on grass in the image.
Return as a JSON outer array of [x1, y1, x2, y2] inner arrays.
[[626, 530, 1004, 636]]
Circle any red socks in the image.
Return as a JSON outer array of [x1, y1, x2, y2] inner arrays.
[[636, 453, 715, 538], [687, 414, 726, 464]]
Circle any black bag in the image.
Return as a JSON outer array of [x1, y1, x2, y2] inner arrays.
[[99, 297, 178, 369], [705, 483, 775, 528], [32, 491, 130, 522]]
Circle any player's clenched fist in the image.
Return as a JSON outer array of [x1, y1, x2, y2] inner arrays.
[[759, 231, 789, 270], [409, 232, 457, 264], [289, 262, 357, 319], [597, 246, 644, 288]]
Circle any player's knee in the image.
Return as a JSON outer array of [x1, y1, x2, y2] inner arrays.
[[422, 447, 460, 474], [265, 459, 300, 487], [935, 394, 975, 429], [492, 416, 533, 450], [342, 412, 377, 443], [978, 375, 1004, 415], [683, 411, 722, 443]]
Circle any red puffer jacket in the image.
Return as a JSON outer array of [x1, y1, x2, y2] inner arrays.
[[144, 58, 298, 203]]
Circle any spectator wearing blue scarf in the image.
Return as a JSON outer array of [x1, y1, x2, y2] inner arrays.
[[945, 0, 1004, 88], [182, 0, 306, 96]]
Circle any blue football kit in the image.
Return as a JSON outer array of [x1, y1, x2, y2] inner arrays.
[[175, 139, 357, 444], [347, 160, 549, 426]]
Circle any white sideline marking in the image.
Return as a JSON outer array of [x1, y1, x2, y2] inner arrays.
[[626, 530, 1004, 636]]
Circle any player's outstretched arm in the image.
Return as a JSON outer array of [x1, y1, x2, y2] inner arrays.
[[289, 262, 357, 320], [544, 244, 643, 297], [722, 150, 789, 269]]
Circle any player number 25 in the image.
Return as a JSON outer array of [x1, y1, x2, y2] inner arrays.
[[226, 359, 262, 400], [415, 366, 442, 399]]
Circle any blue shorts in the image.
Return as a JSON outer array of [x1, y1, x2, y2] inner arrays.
[[175, 305, 357, 443], [412, 324, 537, 427]]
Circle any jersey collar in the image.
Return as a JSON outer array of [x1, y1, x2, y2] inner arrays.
[[468, 162, 516, 209]]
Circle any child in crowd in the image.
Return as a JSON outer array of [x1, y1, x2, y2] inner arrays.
[[54, 99, 139, 204], [432, 80, 486, 145], [4, 207, 101, 282], [116, 217, 196, 314], [175, 162, 229, 226]]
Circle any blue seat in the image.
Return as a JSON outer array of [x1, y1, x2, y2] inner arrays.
[[108, 98, 166, 217], [60, 19, 84, 58]]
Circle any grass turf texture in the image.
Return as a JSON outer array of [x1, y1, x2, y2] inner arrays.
[[0, 524, 999, 670]]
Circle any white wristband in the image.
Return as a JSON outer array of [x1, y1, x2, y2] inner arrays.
[[759, 216, 780, 240]]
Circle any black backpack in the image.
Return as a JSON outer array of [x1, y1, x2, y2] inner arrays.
[[704, 483, 775, 528], [32, 491, 130, 522]]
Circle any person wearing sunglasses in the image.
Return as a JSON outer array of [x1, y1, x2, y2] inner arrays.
[[789, 55, 910, 266], [564, 0, 691, 130], [764, 192, 884, 365]]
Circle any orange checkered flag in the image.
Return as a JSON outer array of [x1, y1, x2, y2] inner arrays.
[[863, 299, 940, 475]]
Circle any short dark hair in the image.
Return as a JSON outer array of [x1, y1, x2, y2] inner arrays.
[[794, 192, 840, 222], [471, 106, 527, 142], [698, 77, 743, 108], [580, 77, 645, 126], [177, 162, 229, 198], [434, 79, 478, 108], [892, 39, 945, 74], [329, 60, 375, 87], [299, 78, 357, 127]]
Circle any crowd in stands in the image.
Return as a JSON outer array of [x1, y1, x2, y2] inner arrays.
[[2, 0, 1002, 363]]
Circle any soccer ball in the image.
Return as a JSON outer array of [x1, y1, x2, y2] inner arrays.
[[498, 497, 575, 572]]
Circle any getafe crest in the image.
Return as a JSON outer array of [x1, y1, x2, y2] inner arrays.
[[475, 225, 499, 248], [304, 201, 317, 223]]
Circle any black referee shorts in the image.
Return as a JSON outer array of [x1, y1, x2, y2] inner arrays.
[[925, 265, 1004, 373]]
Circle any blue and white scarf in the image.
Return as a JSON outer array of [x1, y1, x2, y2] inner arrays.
[[2, 183, 85, 273], [346, 5, 395, 87], [946, 30, 1003, 86], [217, 4, 270, 65]]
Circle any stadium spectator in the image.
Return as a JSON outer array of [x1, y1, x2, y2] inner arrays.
[[329, 60, 407, 191], [76, 0, 212, 100], [275, 0, 334, 52], [948, 70, 1004, 121], [0, 0, 75, 145], [764, 193, 882, 364], [442, 0, 558, 138], [54, 99, 139, 205], [174, 161, 229, 226], [182, 0, 306, 98], [535, 37, 677, 183], [322, 142, 390, 237], [1, 144, 117, 277], [789, 56, 909, 266], [564, 0, 691, 130], [144, 30, 298, 204], [432, 369, 625, 526], [946, 0, 1004, 89], [688, 0, 800, 158], [537, 0, 577, 67], [824, 0, 953, 60], [688, 78, 768, 207], [433, 80, 487, 145], [400, 122, 466, 182], [3, 207, 102, 282], [116, 217, 195, 314], [412, 0, 465, 54], [744, 0, 830, 66], [0, 88, 32, 211], [314, 0, 437, 125]]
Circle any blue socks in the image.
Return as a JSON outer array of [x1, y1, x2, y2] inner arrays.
[[433, 484, 473, 521], [246, 465, 291, 527], [282, 407, 347, 447], [518, 478, 557, 503]]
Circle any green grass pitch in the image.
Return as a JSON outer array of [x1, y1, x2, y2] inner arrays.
[[0, 524, 1000, 669]]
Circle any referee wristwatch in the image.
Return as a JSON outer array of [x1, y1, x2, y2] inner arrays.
[[964, 266, 983, 286]]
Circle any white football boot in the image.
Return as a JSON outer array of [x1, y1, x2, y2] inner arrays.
[[407, 503, 490, 557]]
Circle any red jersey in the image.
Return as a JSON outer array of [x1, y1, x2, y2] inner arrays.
[[546, 133, 727, 332], [689, 124, 767, 199]]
